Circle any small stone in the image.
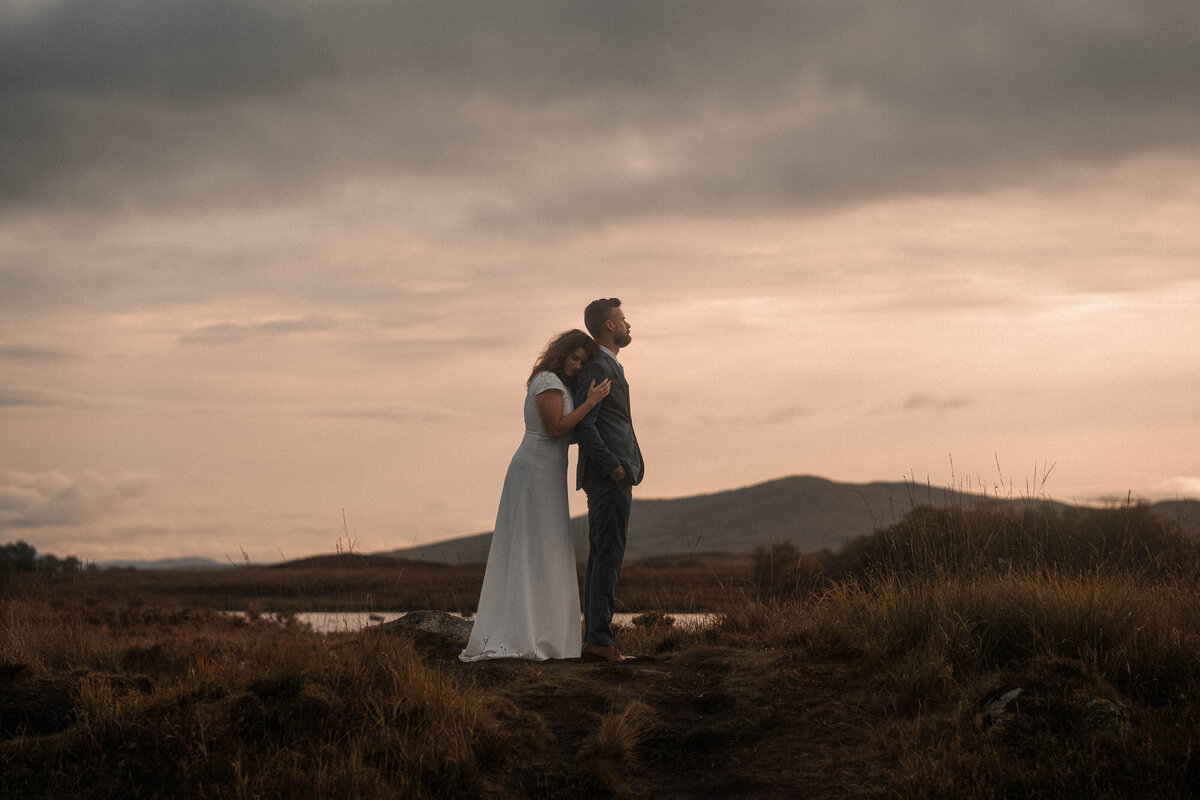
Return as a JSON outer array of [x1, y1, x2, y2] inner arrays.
[[1085, 697, 1128, 737], [980, 687, 1023, 729]]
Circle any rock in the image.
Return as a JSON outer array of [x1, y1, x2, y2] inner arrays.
[[977, 682, 1130, 740], [980, 686, 1023, 729], [376, 610, 473, 644], [1085, 697, 1129, 737], [631, 612, 676, 628]]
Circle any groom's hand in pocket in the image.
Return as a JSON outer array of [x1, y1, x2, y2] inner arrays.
[[610, 465, 627, 482]]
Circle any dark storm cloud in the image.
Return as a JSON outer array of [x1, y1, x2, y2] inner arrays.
[[3, 1, 1200, 222]]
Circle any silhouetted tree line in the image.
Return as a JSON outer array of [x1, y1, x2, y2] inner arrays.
[[0, 540, 82, 575]]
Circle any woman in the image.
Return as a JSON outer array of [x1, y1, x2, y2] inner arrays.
[[459, 329, 611, 661]]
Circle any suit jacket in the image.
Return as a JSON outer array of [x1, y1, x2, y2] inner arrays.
[[573, 350, 644, 491]]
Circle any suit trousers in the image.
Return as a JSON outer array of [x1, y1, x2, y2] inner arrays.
[[582, 479, 632, 647]]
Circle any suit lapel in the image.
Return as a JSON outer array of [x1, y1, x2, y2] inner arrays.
[[605, 352, 627, 387]]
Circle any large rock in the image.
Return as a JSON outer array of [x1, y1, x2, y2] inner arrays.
[[376, 610, 473, 644]]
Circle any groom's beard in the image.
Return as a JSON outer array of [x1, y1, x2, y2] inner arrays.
[[615, 332, 632, 348]]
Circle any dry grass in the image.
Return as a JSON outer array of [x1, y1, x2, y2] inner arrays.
[[23, 554, 749, 618], [1, 586, 505, 799], [4, 501, 1200, 798], [57, 560, 489, 613], [580, 699, 656, 764]]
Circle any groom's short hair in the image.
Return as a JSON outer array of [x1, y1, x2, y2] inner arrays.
[[584, 298, 622, 338]]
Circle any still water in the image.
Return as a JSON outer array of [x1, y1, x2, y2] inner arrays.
[[287, 610, 717, 634]]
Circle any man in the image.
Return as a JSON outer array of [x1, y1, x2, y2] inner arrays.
[[573, 298, 644, 662]]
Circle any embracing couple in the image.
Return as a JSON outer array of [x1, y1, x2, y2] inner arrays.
[[460, 298, 644, 663]]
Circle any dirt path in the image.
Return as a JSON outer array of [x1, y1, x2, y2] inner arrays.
[[447, 642, 905, 799]]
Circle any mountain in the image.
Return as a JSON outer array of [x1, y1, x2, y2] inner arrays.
[[381, 474, 1157, 565]]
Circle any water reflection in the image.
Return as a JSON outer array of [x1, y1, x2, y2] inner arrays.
[[288, 610, 717, 634]]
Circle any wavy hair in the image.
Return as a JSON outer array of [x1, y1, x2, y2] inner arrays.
[[528, 329, 598, 388]]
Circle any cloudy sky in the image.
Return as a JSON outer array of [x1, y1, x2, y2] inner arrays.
[[3, 1, 1199, 563]]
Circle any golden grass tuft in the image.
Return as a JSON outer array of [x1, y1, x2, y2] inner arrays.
[[579, 699, 656, 765]]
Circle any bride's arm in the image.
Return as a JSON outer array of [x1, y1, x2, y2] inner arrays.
[[536, 379, 609, 439]]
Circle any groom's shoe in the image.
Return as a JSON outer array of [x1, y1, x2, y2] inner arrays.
[[581, 643, 628, 663]]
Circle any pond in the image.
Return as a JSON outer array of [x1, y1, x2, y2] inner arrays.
[[232, 610, 718, 634]]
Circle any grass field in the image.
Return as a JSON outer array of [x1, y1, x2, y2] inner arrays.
[[3, 502, 1199, 798]]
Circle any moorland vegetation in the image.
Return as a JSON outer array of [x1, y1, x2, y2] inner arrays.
[[3, 499, 1199, 798]]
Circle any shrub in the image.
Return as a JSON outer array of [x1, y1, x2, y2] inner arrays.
[[834, 502, 1199, 584]]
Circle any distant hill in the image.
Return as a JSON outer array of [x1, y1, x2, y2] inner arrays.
[[269, 552, 446, 570], [1153, 499, 1200, 538], [381, 474, 1198, 565], [98, 476, 1197, 569], [99, 556, 231, 570]]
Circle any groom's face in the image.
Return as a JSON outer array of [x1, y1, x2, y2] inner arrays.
[[609, 309, 632, 348]]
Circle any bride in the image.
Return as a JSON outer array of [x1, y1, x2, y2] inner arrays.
[[459, 329, 610, 661]]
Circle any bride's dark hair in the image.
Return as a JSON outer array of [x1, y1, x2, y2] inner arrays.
[[528, 329, 598, 388]]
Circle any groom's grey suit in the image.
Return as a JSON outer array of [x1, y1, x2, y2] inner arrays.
[[574, 348, 643, 648]]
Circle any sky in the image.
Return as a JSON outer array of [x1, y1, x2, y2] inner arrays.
[[2, 1, 1199, 563]]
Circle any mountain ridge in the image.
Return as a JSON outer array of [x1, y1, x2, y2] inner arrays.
[[381, 474, 1200, 565]]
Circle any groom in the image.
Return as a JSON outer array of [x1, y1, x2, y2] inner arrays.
[[574, 298, 644, 663]]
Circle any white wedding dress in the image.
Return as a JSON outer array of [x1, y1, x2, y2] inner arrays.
[[459, 371, 582, 661]]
